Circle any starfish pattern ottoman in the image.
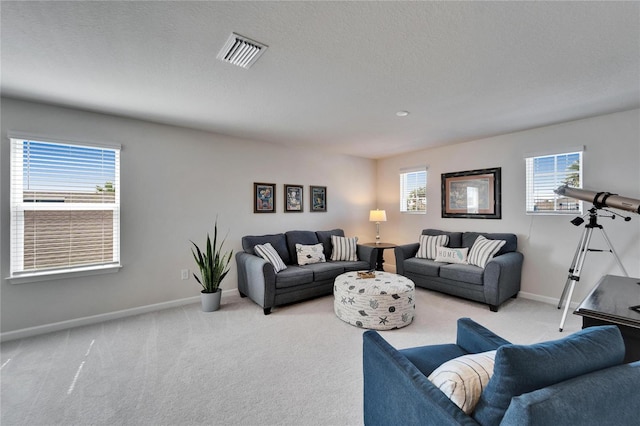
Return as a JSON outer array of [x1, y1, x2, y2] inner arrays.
[[334, 271, 415, 330]]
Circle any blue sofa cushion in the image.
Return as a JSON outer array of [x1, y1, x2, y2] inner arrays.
[[242, 233, 290, 265], [301, 261, 345, 282], [473, 325, 625, 426], [404, 258, 441, 277], [274, 266, 314, 289], [501, 361, 640, 426], [316, 229, 345, 259], [439, 264, 484, 285], [285, 231, 320, 265]]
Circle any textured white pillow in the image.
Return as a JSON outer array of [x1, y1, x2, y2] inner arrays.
[[295, 243, 326, 265], [416, 234, 449, 259], [434, 246, 469, 264], [428, 350, 497, 414], [468, 235, 506, 268], [330, 235, 358, 261], [254, 242, 287, 273]]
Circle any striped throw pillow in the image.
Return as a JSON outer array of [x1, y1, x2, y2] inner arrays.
[[416, 234, 449, 259], [330, 235, 358, 261], [467, 235, 506, 268], [428, 350, 497, 414], [254, 242, 287, 272]]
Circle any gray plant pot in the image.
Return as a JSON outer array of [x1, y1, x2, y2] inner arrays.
[[201, 289, 222, 312]]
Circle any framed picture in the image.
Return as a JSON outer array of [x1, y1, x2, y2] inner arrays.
[[441, 167, 501, 219], [310, 185, 327, 212], [254, 182, 276, 213], [284, 184, 303, 212]]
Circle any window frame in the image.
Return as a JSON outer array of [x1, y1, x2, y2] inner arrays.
[[525, 147, 584, 215], [400, 167, 427, 214], [8, 133, 122, 284]]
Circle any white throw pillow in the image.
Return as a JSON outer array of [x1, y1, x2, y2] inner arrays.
[[428, 350, 497, 414], [296, 243, 326, 265], [467, 235, 506, 268], [416, 234, 449, 259], [254, 242, 287, 273], [330, 235, 359, 261], [434, 246, 469, 264]]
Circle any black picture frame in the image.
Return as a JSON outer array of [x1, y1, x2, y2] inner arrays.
[[284, 184, 303, 212], [310, 186, 327, 212], [254, 182, 276, 213], [441, 168, 501, 219]]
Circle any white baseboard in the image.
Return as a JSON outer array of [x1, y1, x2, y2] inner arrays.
[[518, 291, 579, 309], [1, 289, 236, 342]]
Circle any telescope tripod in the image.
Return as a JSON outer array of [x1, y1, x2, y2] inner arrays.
[[558, 207, 628, 331]]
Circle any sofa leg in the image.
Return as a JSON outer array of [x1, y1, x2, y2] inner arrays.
[[489, 305, 498, 312], [512, 293, 518, 299], [239, 291, 247, 298], [263, 307, 272, 315]]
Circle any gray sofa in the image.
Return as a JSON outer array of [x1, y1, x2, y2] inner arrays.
[[236, 229, 376, 314], [395, 229, 523, 312]]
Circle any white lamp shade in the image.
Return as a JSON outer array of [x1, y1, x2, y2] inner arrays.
[[369, 210, 387, 222]]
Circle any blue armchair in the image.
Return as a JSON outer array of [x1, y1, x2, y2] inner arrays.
[[363, 318, 640, 425]]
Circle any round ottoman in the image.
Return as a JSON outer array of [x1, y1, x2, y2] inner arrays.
[[333, 271, 415, 330]]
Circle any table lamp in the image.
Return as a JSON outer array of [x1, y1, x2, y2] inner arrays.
[[369, 209, 387, 244]]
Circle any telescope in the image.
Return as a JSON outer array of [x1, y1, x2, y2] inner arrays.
[[555, 185, 640, 214]]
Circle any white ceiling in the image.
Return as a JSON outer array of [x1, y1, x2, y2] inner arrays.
[[2, 1, 639, 159]]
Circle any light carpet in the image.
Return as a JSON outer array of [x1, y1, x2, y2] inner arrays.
[[1, 288, 582, 426]]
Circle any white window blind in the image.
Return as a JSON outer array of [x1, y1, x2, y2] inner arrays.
[[10, 137, 121, 278], [525, 150, 582, 214], [400, 168, 427, 213]]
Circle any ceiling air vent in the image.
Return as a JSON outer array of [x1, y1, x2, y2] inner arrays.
[[217, 33, 267, 69]]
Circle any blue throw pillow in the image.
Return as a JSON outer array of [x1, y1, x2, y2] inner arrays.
[[473, 325, 624, 426]]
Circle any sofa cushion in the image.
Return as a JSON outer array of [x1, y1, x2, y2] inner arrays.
[[400, 343, 469, 377], [422, 229, 462, 248], [242, 233, 290, 265], [274, 265, 314, 289], [330, 235, 359, 261], [254, 242, 287, 272], [316, 229, 344, 259], [467, 235, 506, 268], [404, 257, 441, 277], [473, 325, 625, 426], [286, 231, 320, 264], [341, 260, 373, 272], [462, 232, 517, 255], [435, 246, 469, 264], [301, 261, 345, 282], [439, 264, 484, 285], [428, 350, 497, 414], [295, 243, 326, 265], [417, 234, 449, 259]]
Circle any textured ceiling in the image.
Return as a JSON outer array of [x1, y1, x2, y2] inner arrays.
[[2, 1, 639, 159]]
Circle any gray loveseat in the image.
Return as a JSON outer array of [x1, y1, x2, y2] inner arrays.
[[395, 229, 523, 312], [236, 229, 376, 314]]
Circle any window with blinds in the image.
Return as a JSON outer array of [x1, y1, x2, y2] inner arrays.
[[10, 137, 121, 278], [525, 150, 583, 214], [400, 168, 427, 213]]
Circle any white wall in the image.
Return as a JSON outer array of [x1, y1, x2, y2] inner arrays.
[[0, 98, 377, 334], [377, 109, 640, 305]]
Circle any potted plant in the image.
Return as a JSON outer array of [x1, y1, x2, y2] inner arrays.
[[190, 219, 233, 312]]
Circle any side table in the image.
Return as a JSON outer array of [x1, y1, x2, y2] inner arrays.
[[361, 242, 397, 271]]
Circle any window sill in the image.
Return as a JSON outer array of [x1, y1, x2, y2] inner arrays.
[[6, 264, 122, 284]]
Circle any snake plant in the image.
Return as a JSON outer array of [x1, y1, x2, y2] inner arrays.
[[190, 220, 233, 293]]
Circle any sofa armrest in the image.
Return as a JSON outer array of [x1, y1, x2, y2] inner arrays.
[[356, 244, 377, 270], [500, 361, 640, 425], [394, 243, 420, 275], [456, 318, 511, 353], [235, 252, 277, 309], [483, 251, 524, 307], [363, 330, 480, 426]]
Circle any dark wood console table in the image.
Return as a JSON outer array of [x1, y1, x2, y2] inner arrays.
[[361, 242, 397, 271], [574, 274, 640, 362]]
